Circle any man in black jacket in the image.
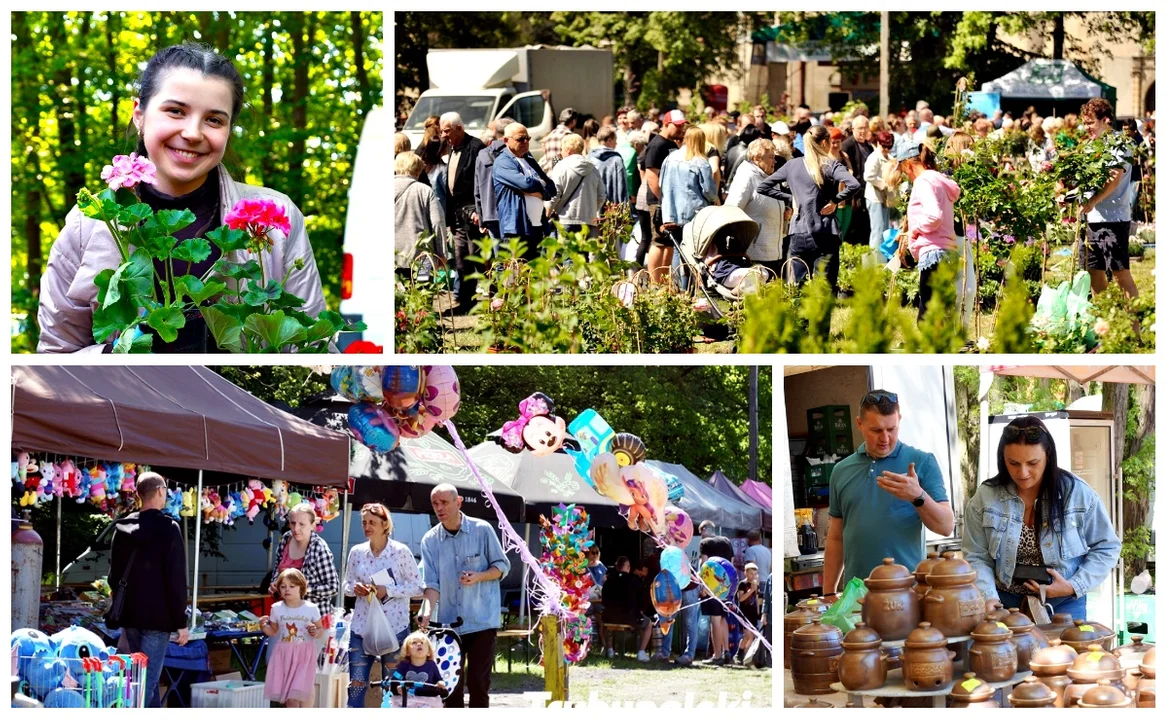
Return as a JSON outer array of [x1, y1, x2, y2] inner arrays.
[[441, 112, 488, 314], [110, 472, 189, 707]]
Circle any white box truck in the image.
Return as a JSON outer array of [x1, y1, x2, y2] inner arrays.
[[401, 45, 614, 159]]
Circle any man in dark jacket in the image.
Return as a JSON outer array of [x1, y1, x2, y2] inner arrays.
[[474, 117, 514, 241], [492, 122, 556, 261], [440, 112, 488, 314], [588, 125, 628, 205], [109, 472, 188, 707], [600, 557, 650, 660]]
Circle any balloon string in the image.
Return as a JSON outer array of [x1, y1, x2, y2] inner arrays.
[[443, 420, 568, 620]]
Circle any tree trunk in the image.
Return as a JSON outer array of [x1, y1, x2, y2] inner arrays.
[[349, 12, 373, 117], [50, 20, 85, 209], [955, 371, 979, 500], [261, 21, 276, 186], [1122, 385, 1154, 576], [107, 12, 121, 144], [1065, 379, 1085, 404], [288, 12, 311, 208], [1101, 382, 1130, 578], [14, 13, 44, 305], [1053, 15, 1066, 60]]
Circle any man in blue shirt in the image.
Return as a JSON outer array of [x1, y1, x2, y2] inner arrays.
[[418, 484, 511, 707], [822, 391, 955, 601]]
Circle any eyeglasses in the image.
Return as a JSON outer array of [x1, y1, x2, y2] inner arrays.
[[1002, 424, 1045, 442], [861, 391, 898, 406], [510, 135, 531, 143]]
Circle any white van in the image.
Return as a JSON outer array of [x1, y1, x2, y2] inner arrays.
[[338, 105, 391, 350]]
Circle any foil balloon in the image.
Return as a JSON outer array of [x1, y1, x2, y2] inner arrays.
[[619, 464, 667, 536], [660, 546, 687, 589], [397, 413, 439, 439], [651, 570, 682, 618], [567, 409, 615, 482], [382, 366, 427, 411], [663, 505, 694, 548], [419, 365, 461, 423], [610, 433, 647, 467], [700, 557, 733, 600], [589, 453, 632, 505], [330, 366, 384, 403], [717, 557, 739, 594], [348, 402, 401, 453]]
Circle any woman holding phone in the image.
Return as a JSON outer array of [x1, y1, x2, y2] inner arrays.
[[962, 416, 1121, 618]]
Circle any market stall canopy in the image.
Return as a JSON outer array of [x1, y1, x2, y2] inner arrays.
[[468, 440, 626, 528], [11, 366, 349, 486], [987, 365, 1155, 385], [291, 398, 525, 522], [708, 470, 772, 527], [646, 460, 763, 532], [981, 59, 1117, 105], [741, 480, 773, 511]]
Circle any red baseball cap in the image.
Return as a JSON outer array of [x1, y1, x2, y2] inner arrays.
[[662, 109, 688, 126]]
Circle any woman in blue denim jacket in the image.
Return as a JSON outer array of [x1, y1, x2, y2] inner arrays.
[[661, 127, 719, 231], [962, 416, 1120, 619]]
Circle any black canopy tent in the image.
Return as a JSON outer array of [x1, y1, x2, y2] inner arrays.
[[292, 398, 526, 522]]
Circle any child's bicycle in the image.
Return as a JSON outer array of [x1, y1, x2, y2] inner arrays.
[[379, 617, 464, 709]]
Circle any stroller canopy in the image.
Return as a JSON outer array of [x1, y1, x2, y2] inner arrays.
[[682, 205, 760, 259]]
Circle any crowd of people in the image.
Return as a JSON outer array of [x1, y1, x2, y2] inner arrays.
[[395, 93, 1152, 321], [108, 477, 772, 708]]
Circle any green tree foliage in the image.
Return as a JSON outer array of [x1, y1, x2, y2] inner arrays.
[[213, 365, 328, 408], [901, 257, 966, 353], [841, 265, 895, 353], [11, 11, 383, 351], [991, 248, 1036, 352]]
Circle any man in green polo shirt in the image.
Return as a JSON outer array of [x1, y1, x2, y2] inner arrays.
[[822, 390, 955, 600]]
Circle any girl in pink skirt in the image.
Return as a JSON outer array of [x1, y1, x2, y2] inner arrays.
[[261, 568, 322, 707]]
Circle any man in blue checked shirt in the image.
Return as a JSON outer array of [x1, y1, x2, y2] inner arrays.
[[418, 484, 510, 708], [821, 390, 955, 603]]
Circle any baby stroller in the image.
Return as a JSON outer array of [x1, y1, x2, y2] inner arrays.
[[673, 205, 774, 320], [378, 618, 463, 708]]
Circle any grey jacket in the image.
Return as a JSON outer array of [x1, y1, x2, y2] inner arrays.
[[547, 154, 606, 230], [38, 167, 327, 353], [395, 175, 448, 270], [588, 147, 628, 204]]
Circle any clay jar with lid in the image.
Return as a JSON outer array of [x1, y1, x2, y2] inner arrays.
[[902, 622, 957, 691], [1114, 634, 1154, 667], [1061, 619, 1117, 653], [838, 622, 900, 691], [1077, 678, 1133, 708], [948, 672, 1000, 708], [1029, 640, 1078, 707], [1038, 612, 1077, 642], [984, 600, 1010, 623], [968, 619, 1018, 682], [796, 594, 830, 614], [922, 553, 985, 637], [1002, 606, 1048, 669], [1007, 675, 1059, 708], [790, 618, 845, 695], [859, 558, 921, 641], [912, 552, 942, 600], [1065, 644, 1123, 707], [784, 605, 819, 669], [1137, 646, 1157, 708]]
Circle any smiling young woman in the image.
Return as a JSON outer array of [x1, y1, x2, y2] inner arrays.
[[37, 43, 327, 353]]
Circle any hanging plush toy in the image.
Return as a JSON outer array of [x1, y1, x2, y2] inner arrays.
[[23, 458, 42, 497], [181, 487, 196, 517], [14, 452, 31, 486], [120, 464, 137, 494], [228, 491, 246, 524], [245, 480, 265, 522], [58, 460, 79, 499], [497, 393, 579, 457], [87, 465, 108, 509], [164, 489, 184, 518], [37, 462, 57, 503], [322, 488, 341, 522], [105, 463, 124, 498]]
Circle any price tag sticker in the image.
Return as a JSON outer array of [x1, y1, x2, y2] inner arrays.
[[996, 622, 1009, 630], [961, 678, 982, 692], [1088, 651, 1104, 662], [1080, 625, 1095, 632]]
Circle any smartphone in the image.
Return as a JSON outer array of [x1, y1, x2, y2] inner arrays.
[[1013, 563, 1052, 585]]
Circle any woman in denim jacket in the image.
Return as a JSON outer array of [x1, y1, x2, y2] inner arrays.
[[661, 127, 719, 233], [962, 416, 1120, 619]]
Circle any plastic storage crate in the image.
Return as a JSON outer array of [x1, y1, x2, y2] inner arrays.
[[191, 680, 269, 708], [806, 405, 854, 456]]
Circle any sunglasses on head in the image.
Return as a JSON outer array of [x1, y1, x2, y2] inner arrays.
[[1002, 424, 1045, 442], [861, 391, 898, 406], [362, 503, 387, 518]]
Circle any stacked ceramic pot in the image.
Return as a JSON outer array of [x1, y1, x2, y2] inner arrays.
[[1136, 646, 1156, 708], [784, 605, 819, 669], [921, 553, 985, 637], [911, 552, 942, 600], [984, 599, 1010, 622], [1001, 606, 1048, 670], [1028, 639, 1079, 707], [838, 622, 901, 691], [1007, 675, 1059, 708], [1116, 636, 1154, 705], [1077, 678, 1133, 708], [797, 594, 830, 614], [948, 672, 999, 708], [1061, 619, 1118, 652], [1037, 612, 1077, 643], [1064, 643, 1123, 708], [859, 558, 921, 641], [903, 622, 956, 691], [790, 618, 845, 695], [967, 619, 1018, 682]]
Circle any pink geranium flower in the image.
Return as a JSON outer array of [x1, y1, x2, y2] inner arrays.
[[224, 198, 292, 251], [100, 153, 157, 191]]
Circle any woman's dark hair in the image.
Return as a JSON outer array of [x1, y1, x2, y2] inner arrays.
[[917, 142, 938, 170], [420, 137, 444, 168], [582, 118, 600, 140], [132, 43, 246, 157], [738, 124, 762, 146], [987, 416, 1071, 531]]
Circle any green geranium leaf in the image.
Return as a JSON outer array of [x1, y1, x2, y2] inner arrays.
[[146, 305, 186, 343], [243, 279, 283, 307], [172, 238, 213, 264], [303, 318, 339, 344], [202, 305, 246, 353], [140, 232, 177, 259], [92, 304, 130, 343], [113, 188, 139, 207], [116, 203, 153, 226], [103, 250, 154, 310], [244, 311, 308, 350], [94, 268, 115, 304], [156, 208, 197, 235], [174, 275, 227, 305], [270, 290, 306, 309], [113, 327, 155, 354], [206, 225, 251, 253], [213, 258, 263, 284]]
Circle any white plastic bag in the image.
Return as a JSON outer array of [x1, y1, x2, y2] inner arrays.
[[361, 595, 399, 657]]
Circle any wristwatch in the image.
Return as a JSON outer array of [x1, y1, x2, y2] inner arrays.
[[912, 492, 926, 507]]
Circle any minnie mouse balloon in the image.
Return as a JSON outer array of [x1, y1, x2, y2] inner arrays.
[[331, 366, 384, 403], [659, 546, 687, 589], [348, 402, 401, 453], [663, 505, 694, 548], [419, 365, 460, 423], [382, 366, 427, 411]]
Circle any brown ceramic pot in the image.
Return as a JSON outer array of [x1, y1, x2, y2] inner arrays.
[[1008, 675, 1059, 708], [1002, 607, 1046, 670], [1029, 639, 1078, 706], [784, 605, 819, 669], [903, 622, 956, 691], [948, 672, 1000, 708], [1136, 674, 1155, 708], [796, 594, 830, 614], [1066, 644, 1124, 683], [793, 698, 834, 708], [984, 599, 1010, 622], [1115, 634, 1154, 662], [790, 618, 844, 695], [1078, 678, 1133, 708], [1061, 619, 1117, 653], [922, 553, 985, 637], [838, 622, 900, 691], [1122, 669, 1142, 701], [912, 552, 942, 599], [1037, 612, 1077, 643], [1140, 645, 1157, 678], [859, 558, 921, 641], [968, 619, 1018, 681]]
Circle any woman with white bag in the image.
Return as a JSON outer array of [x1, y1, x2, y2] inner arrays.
[[344, 503, 423, 707]]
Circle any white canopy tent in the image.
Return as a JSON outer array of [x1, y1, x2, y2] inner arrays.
[[981, 59, 1116, 100]]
